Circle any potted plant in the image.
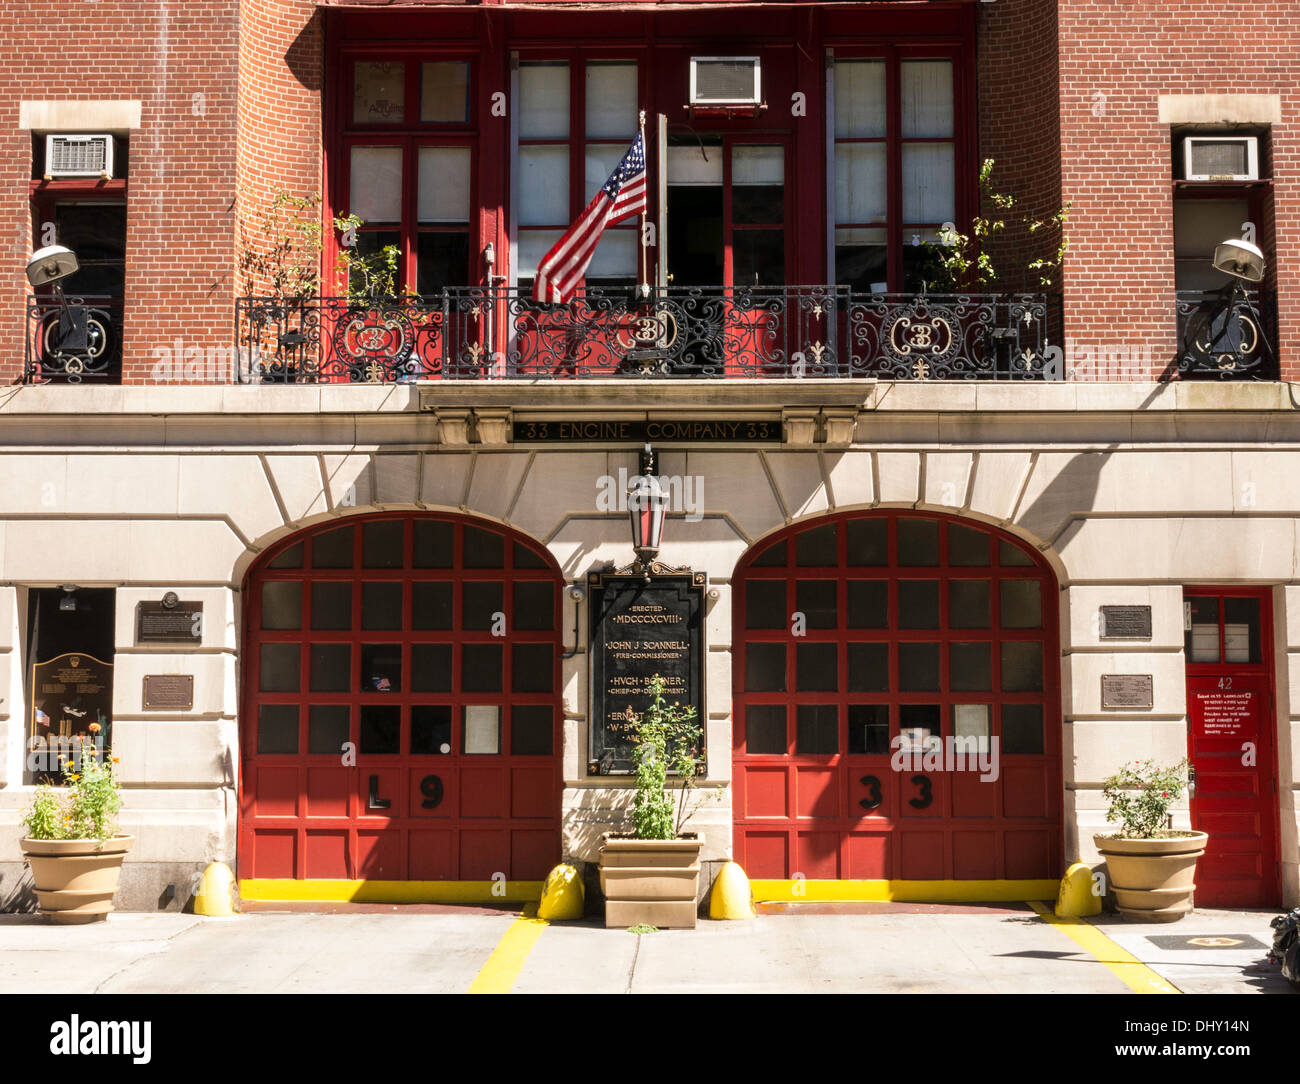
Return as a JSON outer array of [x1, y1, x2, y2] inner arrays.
[[21, 737, 133, 924], [599, 676, 708, 929], [1094, 758, 1207, 923]]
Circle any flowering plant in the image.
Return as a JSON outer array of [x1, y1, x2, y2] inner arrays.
[[1100, 758, 1190, 839], [21, 739, 123, 843]]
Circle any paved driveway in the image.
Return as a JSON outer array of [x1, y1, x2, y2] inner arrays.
[[1, 902, 1292, 995]]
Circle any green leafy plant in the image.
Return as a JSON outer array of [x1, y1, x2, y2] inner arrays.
[[333, 213, 404, 304], [21, 739, 123, 843], [1100, 758, 1190, 839], [237, 189, 405, 305], [925, 158, 1071, 292], [614, 675, 709, 840], [238, 189, 325, 300]]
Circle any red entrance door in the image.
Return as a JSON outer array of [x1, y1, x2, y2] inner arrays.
[[1184, 588, 1281, 907], [732, 511, 1062, 883], [240, 513, 563, 881]]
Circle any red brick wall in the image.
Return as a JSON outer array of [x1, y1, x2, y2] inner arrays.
[[236, 0, 323, 301], [0, 1, 239, 384], [977, 0, 1063, 302], [1057, 0, 1297, 379], [6, 1, 1294, 384]]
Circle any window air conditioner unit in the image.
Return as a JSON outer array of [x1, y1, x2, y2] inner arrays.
[[1182, 135, 1258, 181], [689, 57, 762, 106], [45, 134, 114, 179]]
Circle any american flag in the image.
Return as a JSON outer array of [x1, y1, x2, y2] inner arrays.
[[532, 131, 647, 304]]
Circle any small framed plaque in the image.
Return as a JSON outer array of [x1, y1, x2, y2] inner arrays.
[[142, 674, 195, 711], [1100, 605, 1153, 639], [136, 600, 204, 645], [1101, 674, 1154, 710]]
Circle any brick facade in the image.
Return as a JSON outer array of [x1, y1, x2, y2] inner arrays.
[[1, 1, 1293, 384], [0, 0, 239, 384], [1057, 1, 1296, 379]]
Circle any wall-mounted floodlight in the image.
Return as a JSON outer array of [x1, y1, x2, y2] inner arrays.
[[1212, 239, 1266, 283], [26, 245, 79, 288]]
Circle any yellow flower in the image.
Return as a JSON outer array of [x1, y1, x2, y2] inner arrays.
[[66, 773, 79, 782], [112, 757, 120, 764]]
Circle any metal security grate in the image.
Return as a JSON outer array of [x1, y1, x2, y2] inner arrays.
[[48, 135, 110, 175], [692, 58, 760, 102], [1188, 140, 1249, 177]]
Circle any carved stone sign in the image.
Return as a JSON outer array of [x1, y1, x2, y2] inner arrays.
[[514, 418, 780, 443], [1100, 605, 1153, 639], [143, 674, 195, 711], [588, 571, 705, 774], [1101, 673, 1155, 710], [136, 600, 203, 644]]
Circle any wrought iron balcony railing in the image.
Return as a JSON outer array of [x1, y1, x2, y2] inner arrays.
[[25, 294, 123, 383], [1175, 287, 1277, 380], [235, 287, 1062, 383]]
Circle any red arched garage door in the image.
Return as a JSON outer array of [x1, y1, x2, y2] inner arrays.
[[732, 511, 1062, 886], [240, 513, 563, 882]]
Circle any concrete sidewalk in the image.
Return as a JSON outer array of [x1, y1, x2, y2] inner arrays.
[[0, 903, 1293, 995]]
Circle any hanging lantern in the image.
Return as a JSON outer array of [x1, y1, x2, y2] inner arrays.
[[627, 443, 668, 576]]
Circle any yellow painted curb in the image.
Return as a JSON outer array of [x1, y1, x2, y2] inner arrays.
[[537, 864, 585, 920], [239, 879, 544, 904], [709, 861, 755, 920], [1028, 901, 1180, 994], [194, 862, 238, 916], [1055, 862, 1102, 917], [750, 879, 1060, 903], [467, 904, 548, 994]]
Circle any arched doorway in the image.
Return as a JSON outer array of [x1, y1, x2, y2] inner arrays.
[[240, 513, 563, 882], [732, 511, 1062, 884]]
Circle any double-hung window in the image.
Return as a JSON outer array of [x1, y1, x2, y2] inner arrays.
[[513, 58, 641, 292], [831, 52, 961, 294], [343, 58, 475, 297]]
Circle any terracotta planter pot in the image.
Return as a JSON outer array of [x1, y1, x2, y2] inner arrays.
[[1093, 832, 1207, 923], [21, 835, 134, 925], [599, 836, 702, 929]]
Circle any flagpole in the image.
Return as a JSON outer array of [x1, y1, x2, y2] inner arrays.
[[637, 108, 648, 299]]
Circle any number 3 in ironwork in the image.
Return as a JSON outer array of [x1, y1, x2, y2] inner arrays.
[[858, 775, 882, 810], [909, 774, 933, 809], [420, 774, 444, 810]]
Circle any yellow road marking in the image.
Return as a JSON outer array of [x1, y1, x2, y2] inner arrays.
[[1029, 900, 1180, 994], [467, 903, 549, 994]]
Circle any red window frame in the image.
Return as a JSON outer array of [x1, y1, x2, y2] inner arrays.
[[333, 49, 481, 296], [513, 50, 648, 289], [829, 43, 976, 293]]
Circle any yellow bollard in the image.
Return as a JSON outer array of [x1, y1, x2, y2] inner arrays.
[[1054, 861, 1102, 918], [537, 864, 585, 921], [708, 861, 755, 920], [193, 861, 238, 917]]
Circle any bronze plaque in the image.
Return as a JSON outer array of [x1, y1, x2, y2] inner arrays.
[[1101, 674, 1154, 710], [1100, 605, 1153, 639], [136, 600, 203, 644], [28, 652, 114, 781], [143, 674, 195, 711], [588, 571, 705, 774]]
